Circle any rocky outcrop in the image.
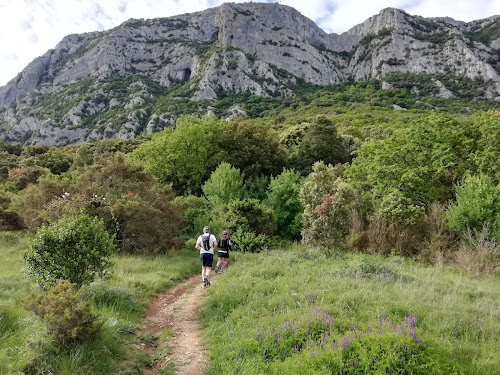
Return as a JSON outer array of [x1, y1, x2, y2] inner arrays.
[[1, 2, 499, 145]]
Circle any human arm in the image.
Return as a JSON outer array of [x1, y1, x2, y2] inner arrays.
[[195, 237, 201, 251]]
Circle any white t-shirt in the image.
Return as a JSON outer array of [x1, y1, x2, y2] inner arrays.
[[196, 233, 216, 254]]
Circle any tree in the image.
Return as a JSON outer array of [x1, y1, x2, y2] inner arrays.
[[345, 113, 481, 225], [289, 116, 349, 175], [24, 148, 73, 174], [446, 174, 500, 240], [300, 162, 354, 247], [202, 163, 244, 206], [265, 169, 304, 239], [24, 214, 116, 288], [221, 119, 286, 178], [132, 115, 225, 194]]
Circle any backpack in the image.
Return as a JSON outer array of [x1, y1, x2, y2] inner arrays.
[[202, 234, 211, 251], [219, 237, 229, 250]]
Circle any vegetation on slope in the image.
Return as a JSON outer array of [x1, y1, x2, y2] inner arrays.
[[201, 246, 500, 374], [0, 231, 199, 375]]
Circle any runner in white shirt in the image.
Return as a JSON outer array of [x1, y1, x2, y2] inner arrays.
[[195, 226, 217, 287]]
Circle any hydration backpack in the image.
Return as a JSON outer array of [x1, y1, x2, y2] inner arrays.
[[202, 235, 211, 251], [219, 237, 229, 250]]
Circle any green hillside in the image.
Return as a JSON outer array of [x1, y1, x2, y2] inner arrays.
[[201, 247, 500, 374]]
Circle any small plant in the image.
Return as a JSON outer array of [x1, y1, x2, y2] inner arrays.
[[24, 213, 116, 287], [231, 228, 267, 253], [25, 281, 102, 345]]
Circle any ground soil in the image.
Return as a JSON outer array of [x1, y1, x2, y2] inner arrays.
[[140, 274, 213, 375]]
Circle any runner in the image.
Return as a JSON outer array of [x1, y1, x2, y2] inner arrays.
[[195, 226, 217, 287], [215, 231, 232, 273]]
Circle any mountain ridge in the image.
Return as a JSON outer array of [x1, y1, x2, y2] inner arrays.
[[1, 2, 500, 145]]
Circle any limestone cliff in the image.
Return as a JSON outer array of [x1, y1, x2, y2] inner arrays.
[[1, 2, 499, 145]]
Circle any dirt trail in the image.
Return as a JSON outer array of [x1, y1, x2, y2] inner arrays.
[[141, 275, 213, 375]]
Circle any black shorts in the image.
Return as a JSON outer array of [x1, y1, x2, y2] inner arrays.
[[218, 252, 229, 259], [200, 253, 213, 267]]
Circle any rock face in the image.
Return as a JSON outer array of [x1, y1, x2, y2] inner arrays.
[[1, 2, 499, 145]]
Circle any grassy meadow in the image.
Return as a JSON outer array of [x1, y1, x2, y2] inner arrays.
[[200, 246, 500, 374], [0, 231, 200, 375]]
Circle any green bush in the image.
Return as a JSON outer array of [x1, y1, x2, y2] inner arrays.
[[265, 169, 304, 239], [268, 314, 460, 374], [202, 162, 244, 206], [223, 198, 275, 236], [132, 115, 225, 194], [174, 195, 210, 238], [221, 119, 286, 178], [25, 281, 102, 345], [301, 162, 354, 247], [24, 214, 116, 287], [446, 174, 500, 240], [231, 228, 268, 253], [23, 148, 73, 174]]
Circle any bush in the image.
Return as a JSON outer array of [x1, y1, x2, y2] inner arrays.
[[265, 169, 304, 239], [446, 174, 500, 240], [23, 148, 73, 174], [231, 228, 268, 253], [15, 154, 184, 254], [174, 195, 210, 238], [8, 166, 49, 190], [132, 115, 225, 194], [24, 214, 116, 287], [202, 162, 244, 206], [221, 119, 286, 178], [25, 281, 102, 345], [223, 198, 275, 236], [300, 162, 354, 247]]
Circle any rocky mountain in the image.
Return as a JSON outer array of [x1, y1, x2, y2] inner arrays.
[[1, 2, 500, 145]]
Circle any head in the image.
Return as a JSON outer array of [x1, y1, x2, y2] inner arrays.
[[223, 231, 229, 237], [203, 226, 210, 234]]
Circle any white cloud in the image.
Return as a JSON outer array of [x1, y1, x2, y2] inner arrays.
[[0, 0, 499, 86]]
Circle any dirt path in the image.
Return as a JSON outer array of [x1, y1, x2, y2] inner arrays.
[[140, 275, 213, 375]]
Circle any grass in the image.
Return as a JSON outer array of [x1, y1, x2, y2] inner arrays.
[[0, 231, 200, 375], [200, 245, 500, 374]]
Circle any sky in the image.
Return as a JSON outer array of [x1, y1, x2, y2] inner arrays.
[[0, 0, 499, 86]]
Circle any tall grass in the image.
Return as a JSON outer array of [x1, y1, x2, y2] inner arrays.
[[0, 231, 200, 375], [200, 245, 500, 374]]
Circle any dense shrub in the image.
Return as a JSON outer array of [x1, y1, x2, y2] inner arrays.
[[23, 148, 73, 174], [8, 166, 49, 190], [24, 214, 116, 287], [446, 174, 500, 240], [25, 281, 102, 344], [0, 185, 23, 230], [243, 175, 269, 201], [15, 154, 184, 253], [268, 313, 461, 374], [286, 116, 349, 175], [174, 195, 210, 238], [231, 228, 268, 253], [132, 115, 225, 194], [223, 198, 275, 236], [301, 162, 354, 247], [221, 119, 286, 177], [202, 162, 244, 206], [265, 169, 304, 239], [345, 112, 500, 227]]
